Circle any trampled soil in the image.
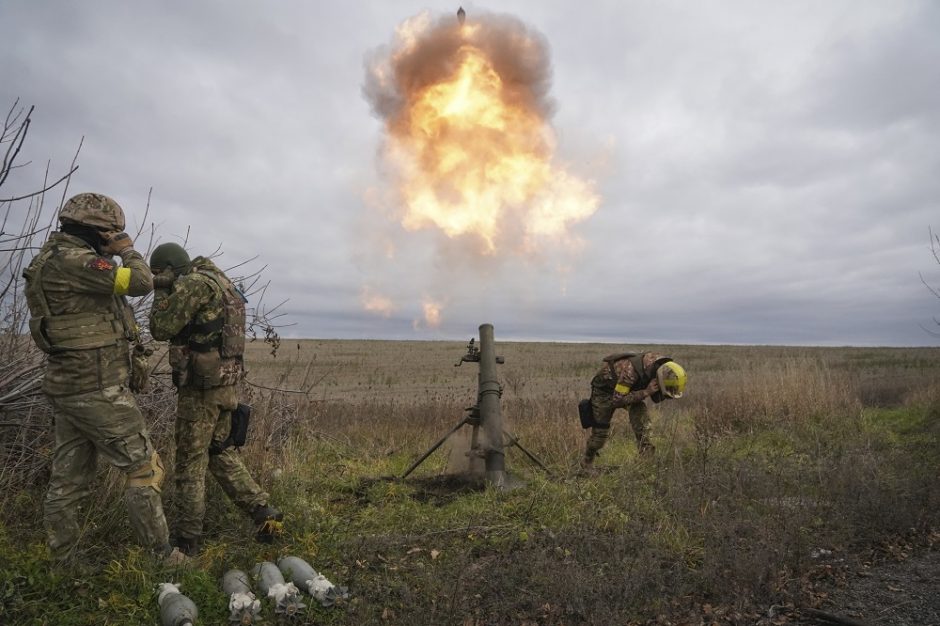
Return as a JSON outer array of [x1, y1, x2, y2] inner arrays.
[[791, 544, 940, 626]]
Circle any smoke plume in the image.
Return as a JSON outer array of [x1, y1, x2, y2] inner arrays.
[[361, 9, 600, 330]]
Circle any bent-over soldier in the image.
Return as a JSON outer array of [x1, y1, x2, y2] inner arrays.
[[581, 351, 687, 469], [148, 242, 282, 555], [23, 193, 180, 562]]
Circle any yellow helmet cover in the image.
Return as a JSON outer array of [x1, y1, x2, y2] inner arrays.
[[656, 361, 687, 399]]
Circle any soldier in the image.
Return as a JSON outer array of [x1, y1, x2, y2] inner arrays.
[[22, 192, 182, 563], [148, 242, 282, 555], [580, 351, 687, 470]]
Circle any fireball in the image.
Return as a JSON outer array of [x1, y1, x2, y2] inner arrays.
[[366, 11, 600, 255]]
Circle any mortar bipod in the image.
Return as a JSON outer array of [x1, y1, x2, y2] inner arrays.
[[401, 324, 547, 484]]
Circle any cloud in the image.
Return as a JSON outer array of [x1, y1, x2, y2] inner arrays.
[[1, 1, 937, 345]]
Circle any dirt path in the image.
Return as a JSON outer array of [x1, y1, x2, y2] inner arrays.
[[795, 547, 939, 626]]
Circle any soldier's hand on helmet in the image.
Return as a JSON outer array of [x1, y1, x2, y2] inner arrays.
[[101, 230, 134, 255], [152, 269, 177, 290], [645, 379, 660, 397]]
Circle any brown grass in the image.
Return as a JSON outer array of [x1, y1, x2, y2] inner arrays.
[[1, 338, 939, 624]]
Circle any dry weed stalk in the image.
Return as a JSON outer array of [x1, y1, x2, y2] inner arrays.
[[0, 99, 292, 527], [0, 100, 80, 510]]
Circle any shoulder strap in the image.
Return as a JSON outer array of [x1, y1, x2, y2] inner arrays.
[[629, 354, 650, 388], [187, 269, 226, 334], [187, 266, 245, 359]]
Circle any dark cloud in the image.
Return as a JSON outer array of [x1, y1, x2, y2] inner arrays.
[[1, 1, 938, 345]]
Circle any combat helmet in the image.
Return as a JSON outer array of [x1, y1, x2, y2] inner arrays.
[[656, 361, 687, 399], [59, 193, 126, 231], [150, 242, 192, 276]]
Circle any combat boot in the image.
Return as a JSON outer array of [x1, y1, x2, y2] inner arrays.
[[159, 545, 190, 567], [579, 450, 599, 476], [173, 535, 200, 556], [251, 503, 284, 543]]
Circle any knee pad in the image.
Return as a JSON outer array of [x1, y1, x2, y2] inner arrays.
[[126, 451, 165, 492]]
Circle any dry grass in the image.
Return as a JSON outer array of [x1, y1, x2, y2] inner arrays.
[[1, 338, 939, 625]]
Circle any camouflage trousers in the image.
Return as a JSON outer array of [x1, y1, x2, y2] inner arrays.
[[44, 385, 170, 559], [584, 374, 652, 461], [172, 384, 267, 540]]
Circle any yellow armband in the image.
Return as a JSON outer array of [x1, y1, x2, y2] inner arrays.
[[614, 383, 631, 395], [114, 267, 131, 295]]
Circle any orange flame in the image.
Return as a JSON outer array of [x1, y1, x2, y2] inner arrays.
[[366, 12, 600, 255], [422, 298, 443, 328], [360, 287, 396, 318]]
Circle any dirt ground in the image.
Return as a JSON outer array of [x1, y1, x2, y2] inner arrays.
[[793, 546, 939, 626]]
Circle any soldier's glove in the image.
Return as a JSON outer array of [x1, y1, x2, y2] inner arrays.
[[130, 344, 154, 393], [153, 270, 177, 289], [101, 231, 134, 255]]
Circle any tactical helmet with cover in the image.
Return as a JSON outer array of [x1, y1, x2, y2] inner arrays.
[[656, 361, 687, 399], [59, 193, 126, 231], [150, 242, 192, 276]]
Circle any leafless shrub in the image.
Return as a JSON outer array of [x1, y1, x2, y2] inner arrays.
[[0, 99, 290, 536], [0, 100, 79, 517]]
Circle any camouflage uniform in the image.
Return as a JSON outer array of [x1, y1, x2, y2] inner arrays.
[[23, 224, 171, 559], [149, 257, 268, 544], [583, 352, 672, 464]]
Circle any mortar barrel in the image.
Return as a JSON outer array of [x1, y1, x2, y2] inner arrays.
[[478, 323, 506, 487]]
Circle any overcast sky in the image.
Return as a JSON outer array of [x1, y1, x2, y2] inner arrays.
[[2, 1, 938, 346]]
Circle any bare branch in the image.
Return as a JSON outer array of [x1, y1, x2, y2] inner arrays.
[[0, 225, 51, 244], [919, 271, 940, 300], [0, 165, 79, 203], [223, 255, 260, 274], [0, 104, 33, 188], [54, 135, 83, 212], [245, 381, 310, 395]]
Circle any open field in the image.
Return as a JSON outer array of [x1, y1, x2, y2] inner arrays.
[[1, 339, 939, 625]]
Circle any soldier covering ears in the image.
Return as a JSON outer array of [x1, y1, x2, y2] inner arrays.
[[148, 242, 282, 555]]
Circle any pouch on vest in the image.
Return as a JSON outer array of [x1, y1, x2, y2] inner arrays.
[[196, 269, 246, 360], [578, 398, 595, 429], [218, 357, 243, 387], [130, 346, 150, 393], [168, 344, 192, 388], [118, 301, 140, 343], [28, 317, 55, 353], [190, 349, 223, 389]]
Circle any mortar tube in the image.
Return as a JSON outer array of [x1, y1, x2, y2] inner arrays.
[[157, 583, 198, 626], [468, 409, 484, 475], [222, 569, 261, 625], [252, 561, 306, 616], [478, 323, 506, 487]]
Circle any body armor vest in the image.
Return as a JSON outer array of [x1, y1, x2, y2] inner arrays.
[[189, 266, 246, 359], [24, 246, 137, 352], [603, 352, 650, 389], [172, 263, 246, 389], [23, 240, 138, 395]]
